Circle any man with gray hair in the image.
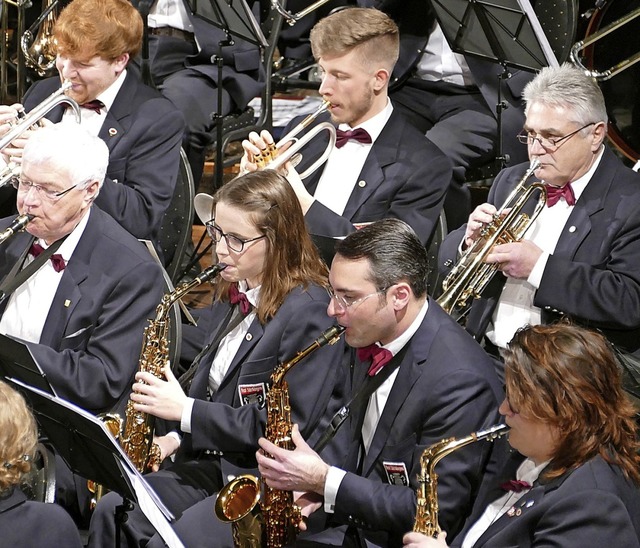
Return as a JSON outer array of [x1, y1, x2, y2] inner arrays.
[[440, 63, 640, 368], [0, 123, 164, 415]]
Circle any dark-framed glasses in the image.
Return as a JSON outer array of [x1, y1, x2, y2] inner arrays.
[[516, 122, 596, 150], [11, 178, 79, 202], [326, 286, 389, 311], [205, 220, 266, 252]]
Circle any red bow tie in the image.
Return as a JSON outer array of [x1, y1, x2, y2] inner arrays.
[[80, 100, 105, 114], [229, 284, 251, 315], [335, 128, 372, 149], [545, 182, 575, 207], [357, 344, 393, 377], [500, 479, 531, 493], [29, 242, 66, 273]]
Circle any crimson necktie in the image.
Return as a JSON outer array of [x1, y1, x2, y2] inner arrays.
[[357, 344, 393, 377], [335, 128, 372, 149], [29, 242, 66, 273], [500, 479, 532, 493], [229, 284, 251, 315], [80, 100, 105, 114], [545, 182, 575, 207]]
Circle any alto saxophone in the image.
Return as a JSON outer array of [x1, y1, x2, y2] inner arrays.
[[88, 262, 227, 507], [413, 423, 510, 537], [215, 324, 346, 548]]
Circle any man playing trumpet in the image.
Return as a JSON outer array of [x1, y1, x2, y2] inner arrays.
[[241, 7, 453, 251]]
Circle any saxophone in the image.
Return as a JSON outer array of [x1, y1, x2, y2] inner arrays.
[[0, 214, 33, 244], [413, 423, 510, 537], [215, 324, 346, 548], [88, 262, 227, 506]]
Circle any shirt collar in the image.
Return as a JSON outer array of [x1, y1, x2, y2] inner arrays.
[[94, 69, 127, 113], [338, 98, 393, 145], [517, 457, 550, 484], [237, 280, 261, 308], [379, 297, 429, 356]]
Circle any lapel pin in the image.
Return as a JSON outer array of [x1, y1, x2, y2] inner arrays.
[[569, 226, 576, 233], [108, 128, 118, 136], [64, 299, 71, 307], [245, 333, 253, 341], [358, 180, 366, 188]]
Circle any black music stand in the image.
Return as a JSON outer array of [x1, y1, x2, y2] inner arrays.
[[186, 0, 268, 189], [0, 334, 56, 396], [8, 379, 184, 548], [430, 0, 558, 165]]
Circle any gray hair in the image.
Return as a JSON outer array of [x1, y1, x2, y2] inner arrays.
[[22, 123, 109, 193], [523, 63, 608, 126]]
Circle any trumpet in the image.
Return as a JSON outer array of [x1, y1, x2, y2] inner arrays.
[[0, 81, 81, 152], [21, 0, 60, 76], [0, 214, 34, 244], [437, 160, 545, 320], [253, 100, 336, 179]]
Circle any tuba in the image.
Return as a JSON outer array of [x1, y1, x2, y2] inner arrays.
[[0, 214, 33, 244], [413, 423, 510, 537], [21, 0, 60, 76], [253, 100, 336, 179], [215, 324, 345, 548], [437, 160, 545, 320], [88, 263, 228, 508]]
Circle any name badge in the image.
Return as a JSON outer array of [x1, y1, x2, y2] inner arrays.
[[383, 461, 409, 486], [238, 382, 266, 406]]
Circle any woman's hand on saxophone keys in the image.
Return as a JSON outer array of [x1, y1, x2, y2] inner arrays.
[[130, 364, 188, 422], [402, 531, 448, 547]]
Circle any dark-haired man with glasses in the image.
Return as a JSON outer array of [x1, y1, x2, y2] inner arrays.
[[256, 218, 502, 546], [440, 63, 640, 369]]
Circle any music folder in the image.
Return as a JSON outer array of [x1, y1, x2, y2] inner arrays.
[[0, 333, 56, 396], [9, 378, 185, 548]]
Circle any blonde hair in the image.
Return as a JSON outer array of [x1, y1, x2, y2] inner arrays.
[[0, 382, 38, 491]]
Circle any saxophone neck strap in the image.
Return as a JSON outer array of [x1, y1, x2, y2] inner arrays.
[[313, 344, 408, 454]]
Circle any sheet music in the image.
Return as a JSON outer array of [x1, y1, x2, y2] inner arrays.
[[10, 379, 185, 548], [248, 95, 324, 127]]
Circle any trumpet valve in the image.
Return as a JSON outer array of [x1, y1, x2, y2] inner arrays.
[[254, 142, 277, 168]]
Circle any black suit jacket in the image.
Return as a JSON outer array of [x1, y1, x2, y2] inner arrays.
[[22, 72, 185, 248], [301, 300, 503, 547], [439, 147, 640, 355], [286, 109, 452, 247], [452, 454, 640, 547], [0, 207, 165, 413]]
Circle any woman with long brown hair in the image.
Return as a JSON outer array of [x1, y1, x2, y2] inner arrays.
[[404, 322, 640, 547], [89, 170, 348, 547]]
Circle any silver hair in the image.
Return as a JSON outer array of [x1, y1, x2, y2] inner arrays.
[[22, 123, 109, 194], [523, 63, 608, 126]]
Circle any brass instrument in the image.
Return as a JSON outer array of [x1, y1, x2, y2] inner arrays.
[[0, 81, 81, 152], [21, 0, 60, 76], [570, 7, 640, 80], [0, 213, 33, 244], [88, 262, 228, 508], [215, 324, 346, 548], [413, 423, 510, 537], [437, 160, 544, 320], [254, 99, 336, 179], [270, 0, 334, 26]]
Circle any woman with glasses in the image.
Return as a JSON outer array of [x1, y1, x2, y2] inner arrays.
[[439, 62, 640, 376], [403, 323, 640, 547], [88, 169, 349, 548]]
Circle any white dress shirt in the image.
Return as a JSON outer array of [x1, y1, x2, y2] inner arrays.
[[324, 298, 429, 513], [415, 23, 474, 86], [0, 209, 91, 343], [487, 147, 604, 348], [148, 0, 194, 32], [313, 100, 393, 217]]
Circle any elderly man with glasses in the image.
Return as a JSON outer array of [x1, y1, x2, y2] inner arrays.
[[0, 123, 164, 520], [439, 63, 640, 377]]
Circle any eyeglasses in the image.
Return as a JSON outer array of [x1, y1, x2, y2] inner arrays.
[[205, 221, 266, 252], [516, 122, 595, 150], [326, 286, 388, 311], [12, 178, 79, 202]]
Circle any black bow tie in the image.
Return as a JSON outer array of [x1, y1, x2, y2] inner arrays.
[[80, 100, 105, 114], [29, 242, 66, 272], [335, 128, 372, 149]]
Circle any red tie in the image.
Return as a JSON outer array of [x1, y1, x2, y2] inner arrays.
[[545, 182, 575, 207], [29, 242, 66, 273], [335, 128, 372, 149], [500, 479, 532, 493], [357, 344, 393, 377], [229, 284, 251, 315], [80, 100, 105, 114]]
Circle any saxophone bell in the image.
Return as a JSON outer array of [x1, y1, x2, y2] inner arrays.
[[0, 214, 34, 244]]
